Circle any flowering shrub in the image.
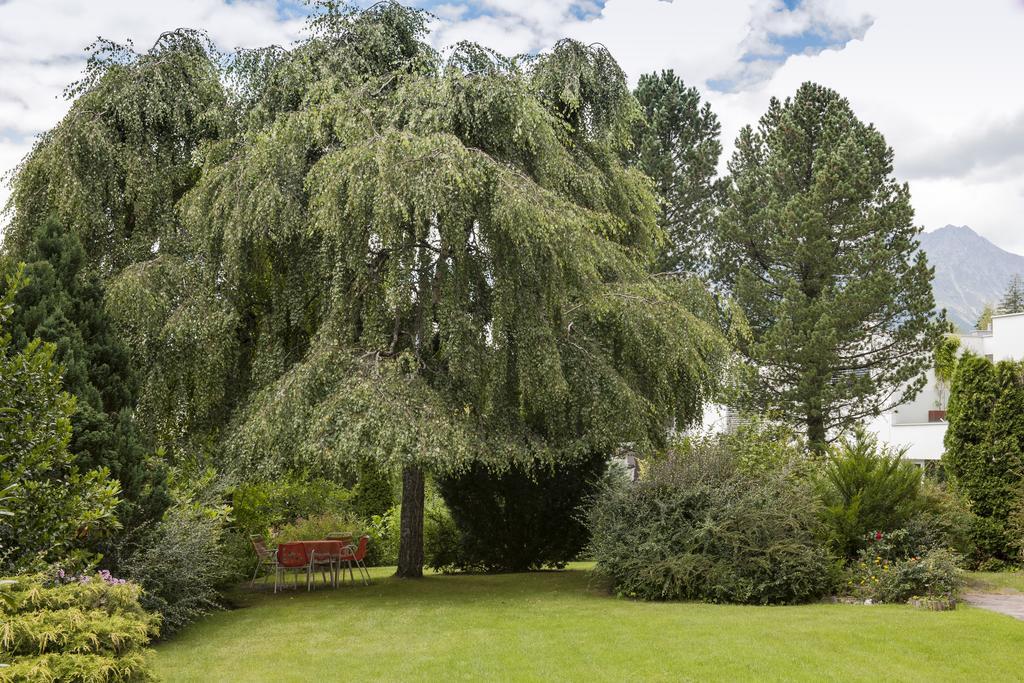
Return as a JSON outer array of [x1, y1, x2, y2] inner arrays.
[[53, 568, 128, 586], [0, 572, 158, 681], [845, 531, 962, 603]]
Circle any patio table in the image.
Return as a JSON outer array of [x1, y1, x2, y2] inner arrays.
[[296, 540, 346, 587]]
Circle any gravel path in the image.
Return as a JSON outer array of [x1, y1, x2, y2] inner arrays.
[[962, 591, 1024, 620]]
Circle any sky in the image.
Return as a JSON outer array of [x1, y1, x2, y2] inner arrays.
[[2, 0, 1024, 252]]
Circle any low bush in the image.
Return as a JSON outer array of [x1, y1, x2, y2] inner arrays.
[[435, 453, 607, 572], [232, 478, 355, 538], [588, 438, 838, 604], [272, 511, 365, 542], [367, 493, 456, 570], [115, 504, 234, 637], [0, 571, 159, 682], [844, 531, 962, 603], [906, 479, 976, 557], [818, 432, 925, 559]]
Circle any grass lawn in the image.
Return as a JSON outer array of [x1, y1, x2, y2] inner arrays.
[[965, 570, 1024, 594], [155, 564, 1024, 682]]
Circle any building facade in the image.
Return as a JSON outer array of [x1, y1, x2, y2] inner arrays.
[[866, 311, 1024, 465]]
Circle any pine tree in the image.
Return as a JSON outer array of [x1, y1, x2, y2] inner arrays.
[[997, 274, 1024, 314], [717, 82, 945, 451], [630, 70, 722, 275], [1, 217, 168, 532]]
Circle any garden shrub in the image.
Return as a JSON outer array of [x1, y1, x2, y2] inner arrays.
[[271, 510, 397, 568], [352, 462, 395, 520], [944, 353, 1024, 564], [232, 478, 355, 537], [423, 498, 462, 573], [844, 530, 962, 603], [273, 511, 365, 542], [905, 479, 976, 557], [0, 571, 158, 682], [818, 431, 925, 559], [371, 491, 456, 570], [115, 503, 234, 636], [435, 453, 608, 572], [588, 438, 838, 604], [0, 267, 120, 573], [1009, 486, 1024, 564]]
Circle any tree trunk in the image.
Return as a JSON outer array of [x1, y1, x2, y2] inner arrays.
[[807, 412, 827, 456], [395, 464, 425, 578]]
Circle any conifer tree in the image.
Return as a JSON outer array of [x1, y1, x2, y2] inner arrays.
[[630, 71, 722, 275], [944, 354, 1024, 561], [997, 274, 1024, 315], [0, 267, 121, 571], [1, 218, 168, 531], [717, 82, 944, 451]]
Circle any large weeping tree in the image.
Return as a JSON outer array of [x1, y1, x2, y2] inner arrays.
[[5, 2, 726, 577], [716, 82, 944, 451]]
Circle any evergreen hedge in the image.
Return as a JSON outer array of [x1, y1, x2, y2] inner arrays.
[[943, 354, 1024, 564]]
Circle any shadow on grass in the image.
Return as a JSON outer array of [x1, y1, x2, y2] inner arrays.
[[230, 564, 614, 611]]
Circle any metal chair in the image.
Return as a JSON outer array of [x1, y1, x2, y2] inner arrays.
[[339, 536, 371, 585], [249, 535, 278, 587], [275, 542, 312, 593], [308, 543, 337, 589]]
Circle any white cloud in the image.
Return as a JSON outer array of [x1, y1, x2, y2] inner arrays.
[[3, 0, 1024, 256], [0, 0, 303, 215]]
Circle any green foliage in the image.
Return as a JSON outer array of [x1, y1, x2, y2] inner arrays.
[[934, 333, 960, 409], [7, 3, 727, 575], [974, 307, 991, 333], [819, 432, 924, 559], [698, 418, 809, 479], [997, 274, 1024, 315], [1, 216, 169, 539], [944, 353, 1024, 563], [0, 267, 121, 572], [352, 463, 395, 521], [114, 503, 233, 637], [588, 437, 838, 604], [366, 492, 457, 569], [0, 572, 158, 681], [434, 453, 607, 572], [907, 478, 977, 556], [273, 511, 364, 543], [630, 70, 722, 275], [231, 478, 355, 537], [844, 531, 962, 603], [4, 31, 224, 277], [717, 82, 944, 449], [975, 303, 994, 331]]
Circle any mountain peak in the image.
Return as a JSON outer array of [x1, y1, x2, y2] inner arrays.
[[919, 225, 1024, 331]]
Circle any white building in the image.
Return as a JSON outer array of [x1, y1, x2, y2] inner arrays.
[[867, 311, 1024, 465]]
